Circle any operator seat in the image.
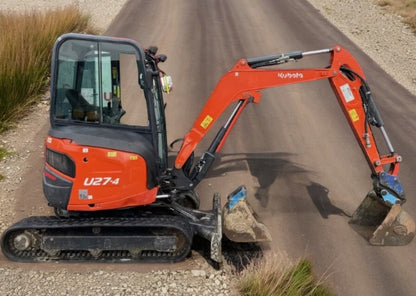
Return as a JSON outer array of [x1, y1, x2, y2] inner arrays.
[[65, 89, 98, 121]]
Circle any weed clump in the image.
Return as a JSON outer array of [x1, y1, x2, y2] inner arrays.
[[0, 146, 13, 180], [237, 252, 334, 296]]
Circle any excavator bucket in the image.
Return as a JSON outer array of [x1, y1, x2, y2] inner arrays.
[[222, 186, 272, 243], [349, 191, 415, 246]]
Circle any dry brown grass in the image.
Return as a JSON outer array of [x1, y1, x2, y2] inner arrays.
[[237, 252, 334, 296], [376, 0, 416, 31], [0, 6, 96, 132]]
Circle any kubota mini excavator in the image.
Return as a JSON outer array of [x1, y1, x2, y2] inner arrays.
[[1, 33, 414, 264]]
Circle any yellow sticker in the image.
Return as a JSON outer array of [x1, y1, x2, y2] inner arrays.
[[107, 151, 117, 157], [130, 155, 138, 160], [200, 115, 213, 129], [349, 109, 359, 122]]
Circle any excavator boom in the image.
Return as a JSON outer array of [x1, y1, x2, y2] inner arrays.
[[176, 46, 396, 178], [172, 45, 414, 245]]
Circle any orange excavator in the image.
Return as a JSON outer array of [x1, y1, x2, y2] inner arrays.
[[1, 33, 414, 264]]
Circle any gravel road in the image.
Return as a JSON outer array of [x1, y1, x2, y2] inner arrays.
[[0, 0, 415, 295]]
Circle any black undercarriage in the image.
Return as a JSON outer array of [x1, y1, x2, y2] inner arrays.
[[1, 196, 222, 264]]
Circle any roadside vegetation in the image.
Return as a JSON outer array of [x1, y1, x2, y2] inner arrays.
[[376, 0, 416, 32], [237, 252, 334, 296], [0, 6, 96, 133], [0, 147, 12, 180]]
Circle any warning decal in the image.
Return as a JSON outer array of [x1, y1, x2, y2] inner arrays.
[[349, 109, 359, 122], [200, 115, 213, 129], [340, 83, 355, 103]]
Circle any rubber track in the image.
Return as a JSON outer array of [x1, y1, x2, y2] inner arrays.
[[1, 215, 193, 263]]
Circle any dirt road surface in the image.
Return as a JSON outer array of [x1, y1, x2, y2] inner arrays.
[[2, 1, 416, 295]]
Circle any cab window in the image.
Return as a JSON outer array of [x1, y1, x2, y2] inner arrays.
[[54, 39, 148, 127]]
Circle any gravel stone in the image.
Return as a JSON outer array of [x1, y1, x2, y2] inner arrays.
[[191, 269, 207, 277], [1, 0, 415, 295]]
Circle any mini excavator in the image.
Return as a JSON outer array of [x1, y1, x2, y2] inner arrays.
[[2, 33, 414, 264]]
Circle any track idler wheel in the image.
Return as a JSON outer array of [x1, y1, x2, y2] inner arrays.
[[222, 186, 272, 243], [349, 191, 415, 246]]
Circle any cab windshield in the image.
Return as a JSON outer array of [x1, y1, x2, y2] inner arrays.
[[53, 39, 149, 128]]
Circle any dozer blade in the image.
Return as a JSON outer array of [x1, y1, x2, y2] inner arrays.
[[349, 191, 415, 246], [222, 186, 272, 243]]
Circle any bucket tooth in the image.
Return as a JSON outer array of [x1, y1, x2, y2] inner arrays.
[[349, 191, 415, 246], [222, 186, 272, 243]]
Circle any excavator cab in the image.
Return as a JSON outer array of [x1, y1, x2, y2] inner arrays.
[[44, 34, 169, 213]]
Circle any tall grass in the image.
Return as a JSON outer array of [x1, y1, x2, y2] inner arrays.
[[376, 0, 416, 32], [0, 7, 96, 132], [237, 252, 334, 296]]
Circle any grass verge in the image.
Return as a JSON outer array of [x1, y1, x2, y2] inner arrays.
[[237, 252, 334, 296], [376, 0, 416, 32], [0, 6, 96, 132], [0, 147, 11, 160], [0, 147, 13, 180]]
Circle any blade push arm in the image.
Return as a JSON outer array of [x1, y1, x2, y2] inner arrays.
[[174, 46, 404, 204]]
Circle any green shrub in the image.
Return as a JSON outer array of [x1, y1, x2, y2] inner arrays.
[[0, 6, 96, 132]]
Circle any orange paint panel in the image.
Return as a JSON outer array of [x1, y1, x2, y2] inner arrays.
[[46, 137, 157, 211]]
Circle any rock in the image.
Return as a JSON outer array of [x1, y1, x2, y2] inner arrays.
[[191, 269, 206, 277]]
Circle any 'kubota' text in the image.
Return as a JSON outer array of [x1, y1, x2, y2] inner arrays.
[[278, 72, 304, 79]]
